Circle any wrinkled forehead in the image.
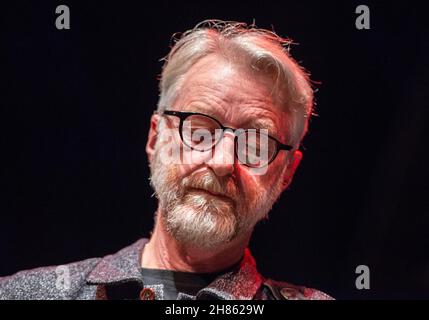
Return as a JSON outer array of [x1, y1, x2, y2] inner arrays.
[[172, 55, 291, 138], [177, 54, 285, 103]]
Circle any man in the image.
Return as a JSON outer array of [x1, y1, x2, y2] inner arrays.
[[0, 20, 332, 300]]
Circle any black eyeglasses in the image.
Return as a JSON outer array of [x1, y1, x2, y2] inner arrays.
[[160, 110, 293, 168]]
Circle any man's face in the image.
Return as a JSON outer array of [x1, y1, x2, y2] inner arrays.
[[149, 55, 297, 249]]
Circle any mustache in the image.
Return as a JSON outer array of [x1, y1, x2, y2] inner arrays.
[[182, 170, 239, 201]]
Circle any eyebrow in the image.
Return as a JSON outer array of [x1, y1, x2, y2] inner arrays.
[[185, 104, 279, 136], [245, 117, 278, 136]]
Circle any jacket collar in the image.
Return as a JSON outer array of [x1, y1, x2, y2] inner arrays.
[[86, 238, 263, 300]]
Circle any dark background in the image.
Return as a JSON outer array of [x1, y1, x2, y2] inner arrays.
[[1, 0, 428, 299]]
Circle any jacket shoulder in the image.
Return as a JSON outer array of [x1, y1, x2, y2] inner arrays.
[[0, 257, 100, 300], [262, 278, 334, 300]]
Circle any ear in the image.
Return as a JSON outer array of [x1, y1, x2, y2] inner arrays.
[[281, 150, 303, 191], [146, 113, 161, 164]]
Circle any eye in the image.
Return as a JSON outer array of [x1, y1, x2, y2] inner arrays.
[[182, 114, 221, 150]]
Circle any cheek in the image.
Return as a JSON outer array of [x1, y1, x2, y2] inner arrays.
[[238, 172, 265, 200], [174, 162, 202, 181], [239, 166, 281, 195]]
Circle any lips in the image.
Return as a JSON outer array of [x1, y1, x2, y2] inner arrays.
[[187, 187, 233, 202]]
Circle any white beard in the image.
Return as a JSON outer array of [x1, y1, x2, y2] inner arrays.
[[149, 138, 285, 249]]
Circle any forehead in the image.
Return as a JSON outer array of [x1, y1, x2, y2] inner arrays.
[[177, 55, 276, 105], [173, 55, 289, 136]]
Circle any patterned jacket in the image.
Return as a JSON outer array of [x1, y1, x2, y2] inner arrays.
[[0, 238, 333, 300]]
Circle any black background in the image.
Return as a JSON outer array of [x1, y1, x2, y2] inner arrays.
[[1, 0, 428, 299]]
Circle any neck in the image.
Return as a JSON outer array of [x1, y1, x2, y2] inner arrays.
[[141, 209, 252, 273]]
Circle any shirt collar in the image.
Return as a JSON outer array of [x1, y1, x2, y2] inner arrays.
[[86, 238, 263, 300]]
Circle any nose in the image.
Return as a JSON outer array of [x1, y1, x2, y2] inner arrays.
[[206, 130, 235, 177]]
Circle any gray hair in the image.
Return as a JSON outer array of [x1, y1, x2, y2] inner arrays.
[[157, 20, 314, 146]]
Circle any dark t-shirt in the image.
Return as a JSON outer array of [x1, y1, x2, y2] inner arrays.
[[140, 267, 230, 300]]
